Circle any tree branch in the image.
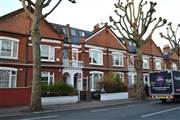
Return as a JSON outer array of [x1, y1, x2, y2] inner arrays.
[[42, 0, 52, 8], [20, 0, 34, 19], [43, 0, 62, 18], [43, 0, 76, 18]]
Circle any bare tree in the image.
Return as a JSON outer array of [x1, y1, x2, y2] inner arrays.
[[160, 23, 180, 70], [109, 0, 166, 99], [19, 0, 76, 111]]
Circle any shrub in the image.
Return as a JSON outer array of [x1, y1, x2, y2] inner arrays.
[[41, 82, 75, 97], [100, 75, 127, 93]]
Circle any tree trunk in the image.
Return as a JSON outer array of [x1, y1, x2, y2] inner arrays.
[[135, 47, 145, 99], [29, 6, 42, 111]]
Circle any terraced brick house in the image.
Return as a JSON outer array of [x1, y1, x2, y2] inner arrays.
[[163, 45, 179, 70], [126, 38, 165, 88], [0, 8, 64, 88], [0, 8, 174, 96]]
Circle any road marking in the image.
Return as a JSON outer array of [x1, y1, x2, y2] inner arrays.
[[141, 106, 180, 118], [91, 108, 109, 112], [19, 115, 59, 120], [91, 104, 136, 113]]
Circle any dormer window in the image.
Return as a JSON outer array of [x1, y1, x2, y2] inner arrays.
[[79, 31, 85, 37], [71, 29, 76, 36], [62, 28, 67, 35]]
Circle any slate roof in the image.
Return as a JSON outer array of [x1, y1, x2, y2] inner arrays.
[[51, 23, 92, 44], [119, 38, 137, 53]]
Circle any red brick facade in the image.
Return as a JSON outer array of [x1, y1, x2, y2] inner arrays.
[[0, 9, 178, 92]]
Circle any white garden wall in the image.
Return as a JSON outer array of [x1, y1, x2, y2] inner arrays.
[[100, 92, 128, 101], [42, 96, 78, 105]]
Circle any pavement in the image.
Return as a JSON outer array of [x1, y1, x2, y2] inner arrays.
[[0, 98, 141, 119]]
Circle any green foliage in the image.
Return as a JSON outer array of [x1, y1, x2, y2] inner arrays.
[[100, 75, 127, 93], [41, 82, 75, 97]]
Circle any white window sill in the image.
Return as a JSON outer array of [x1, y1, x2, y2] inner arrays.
[[41, 59, 55, 62], [0, 56, 18, 60], [112, 65, 124, 67], [143, 67, 150, 69], [89, 63, 103, 66]]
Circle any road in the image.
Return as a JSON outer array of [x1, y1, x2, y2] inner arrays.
[[4, 100, 180, 120]]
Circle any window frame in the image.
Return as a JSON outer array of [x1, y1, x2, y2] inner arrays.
[[128, 55, 134, 68], [71, 29, 76, 36], [155, 59, 162, 70], [41, 72, 54, 85], [89, 49, 103, 65], [143, 56, 149, 69], [0, 67, 17, 88], [113, 72, 124, 83], [89, 71, 103, 91], [0, 36, 19, 59], [72, 48, 79, 61], [40, 45, 55, 62], [112, 52, 124, 67], [172, 63, 177, 70]]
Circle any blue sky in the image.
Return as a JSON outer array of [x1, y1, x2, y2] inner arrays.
[[0, 0, 180, 48]]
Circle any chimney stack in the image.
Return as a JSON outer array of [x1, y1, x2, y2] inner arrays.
[[163, 44, 171, 53], [93, 23, 100, 32]]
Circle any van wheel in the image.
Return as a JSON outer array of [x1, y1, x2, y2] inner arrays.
[[161, 99, 167, 103]]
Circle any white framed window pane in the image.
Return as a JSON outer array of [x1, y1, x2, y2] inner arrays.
[[0, 70, 10, 88], [63, 49, 68, 60], [89, 75, 93, 90], [112, 54, 123, 66], [90, 50, 102, 65], [13, 42, 18, 58], [49, 74, 54, 84], [41, 72, 54, 85], [49, 47, 54, 61], [41, 46, 49, 60], [92, 52, 97, 63], [72, 51, 78, 60], [1, 40, 12, 57], [71, 29, 76, 36], [41, 72, 48, 85], [93, 73, 102, 90], [143, 58, 149, 68], [155, 60, 161, 70], [93, 73, 99, 90], [11, 71, 16, 88], [129, 57, 134, 67]]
